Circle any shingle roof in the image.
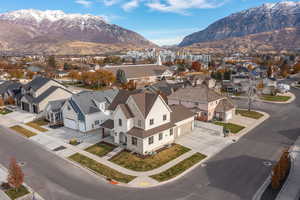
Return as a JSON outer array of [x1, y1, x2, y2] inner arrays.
[[105, 64, 169, 79], [119, 104, 134, 119], [170, 104, 196, 124], [0, 81, 21, 95], [101, 119, 114, 129], [24, 76, 50, 90], [168, 85, 224, 103], [130, 92, 159, 118], [215, 98, 235, 112], [48, 99, 67, 112], [33, 86, 71, 104], [108, 89, 141, 111], [71, 89, 119, 115]]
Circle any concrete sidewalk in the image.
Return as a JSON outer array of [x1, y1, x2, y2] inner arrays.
[[275, 137, 300, 200]]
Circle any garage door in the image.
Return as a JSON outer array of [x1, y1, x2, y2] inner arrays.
[[225, 111, 233, 121], [64, 118, 77, 129], [177, 121, 193, 137]]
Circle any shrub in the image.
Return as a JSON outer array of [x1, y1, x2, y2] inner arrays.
[[69, 138, 79, 146]]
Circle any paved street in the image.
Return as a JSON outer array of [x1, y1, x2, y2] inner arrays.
[[0, 87, 299, 200]]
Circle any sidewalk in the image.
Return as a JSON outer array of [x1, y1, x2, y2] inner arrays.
[[275, 137, 300, 200]]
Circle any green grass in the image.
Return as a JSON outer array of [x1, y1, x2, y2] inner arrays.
[[109, 144, 190, 172], [214, 122, 245, 134], [5, 185, 30, 200], [0, 108, 12, 115], [26, 119, 48, 132], [10, 125, 37, 138], [260, 95, 291, 102], [85, 142, 116, 157], [236, 109, 264, 119], [69, 153, 136, 183], [150, 153, 207, 182]]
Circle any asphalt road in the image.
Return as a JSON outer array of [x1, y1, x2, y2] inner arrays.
[[0, 87, 300, 200]]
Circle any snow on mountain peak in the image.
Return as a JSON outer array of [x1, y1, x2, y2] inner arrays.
[[0, 9, 106, 23]]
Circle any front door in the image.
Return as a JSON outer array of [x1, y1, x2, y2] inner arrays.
[[119, 132, 127, 145], [21, 102, 30, 112]]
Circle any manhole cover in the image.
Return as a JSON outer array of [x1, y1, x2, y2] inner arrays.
[[18, 162, 26, 167], [263, 161, 272, 166]]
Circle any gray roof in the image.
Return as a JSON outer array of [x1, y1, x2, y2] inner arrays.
[[48, 99, 67, 112], [24, 76, 50, 90], [105, 65, 169, 79], [0, 81, 21, 95], [71, 89, 119, 115], [168, 85, 224, 103], [215, 98, 235, 112]]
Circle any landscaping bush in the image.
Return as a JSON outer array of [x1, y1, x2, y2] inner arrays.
[[69, 138, 79, 145]]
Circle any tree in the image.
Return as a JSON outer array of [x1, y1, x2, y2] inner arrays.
[[26, 71, 35, 79], [47, 56, 56, 68], [5, 96, 15, 105], [68, 70, 79, 83], [0, 98, 4, 107], [7, 157, 24, 191], [191, 61, 202, 72], [116, 69, 127, 84]]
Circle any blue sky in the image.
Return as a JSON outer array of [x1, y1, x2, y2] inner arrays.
[[0, 0, 293, 45]]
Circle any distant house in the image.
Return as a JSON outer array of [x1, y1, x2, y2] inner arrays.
[[104, 64, 174, 85], [17, 76, 72, 114], [168, 85, 235, 121]]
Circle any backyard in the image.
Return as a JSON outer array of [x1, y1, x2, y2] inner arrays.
[[10, 125, 37, 138], [85, 142, 116, 157], [109, 144, 190, 171], [236, 109, 264, 119], [150, 153, 207, 182], [26, 119, 48, 132], [214, 121, 245, 134], [69, 153, 135, 183]]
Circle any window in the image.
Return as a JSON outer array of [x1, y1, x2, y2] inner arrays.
[[170, 128, 173, 136], [150, 119, 154, 125], [118, 119, 122, 126], [67, 106, 71, 110], [148, 136, 154, 145], [195, 102, 199, 106], [132, 137, 138, 146], [95, 120, 100, 125], [159, 133, 163, 140], [163, 115, 167, 121], [138, 120, 142, 127]]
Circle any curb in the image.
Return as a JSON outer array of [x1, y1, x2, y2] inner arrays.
[[252, 175, 271, 200]]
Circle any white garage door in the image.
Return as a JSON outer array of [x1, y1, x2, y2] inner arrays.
[[225, 111, 233, 121], [64, 118, 77, 129]]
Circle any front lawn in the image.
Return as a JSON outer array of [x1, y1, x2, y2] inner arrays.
[[236, 109, 264, 119], [10, 125, 37, 138], [69, 153, 136, 183], [0, 108, 12, 115], [85, 142, 116, 157], [26, 119, 48, 132], [150, 153, 207, 182], [5, 185, 30, 200], [109, 144, 190, 172], [214, 122, 245, 134], [260, 95, 291, 102]]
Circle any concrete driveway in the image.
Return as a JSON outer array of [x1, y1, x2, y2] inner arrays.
[[0, 110, 36, 125], [176, 127, 233, 157]]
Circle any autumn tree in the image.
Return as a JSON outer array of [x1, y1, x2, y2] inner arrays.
[[68, 70, 79, 83], [5, 96, 15, 105], [191, 61, 202, 72], [0, 98, 4, 107], [47, 56, 56, 68], [7, 158, 24, 191], [294, 62, 300, 73], [26, 71, 35, 79]]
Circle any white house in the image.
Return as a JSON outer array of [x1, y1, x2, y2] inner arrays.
[[102, 92, 195, 155]]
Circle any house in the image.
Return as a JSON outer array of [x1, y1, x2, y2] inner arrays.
[[102, 92, 195, 155], [168, 85, 235, 122], [0, 81, 22, 101], [62, 89, 120, 132], [104, 64, 174, 85], [17, 76, 72, 114]]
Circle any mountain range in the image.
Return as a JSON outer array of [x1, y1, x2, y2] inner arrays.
[[0, 9, 154, 55], [179, 1, 300, 54]]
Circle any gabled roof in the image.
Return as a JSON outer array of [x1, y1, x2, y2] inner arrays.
[[130, 92, 159, 118], [0, 81, 22, 95], [215, 98, 235, 112], [169, 104, 196, 124], [33, 86, 72, 104], [71, 89, 119, 115], [24, 76, 51, 91], [48, 99, 67, 112], [168, 85, 224, 103], [118, 104, 134, 119], [108, 89, 141, 111]]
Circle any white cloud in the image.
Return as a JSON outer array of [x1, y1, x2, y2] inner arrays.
[[103, 0, 120, 6], [122, 0, 140, 11], [147, 0, 226, 14], [151, 36, 183, 46], [75, 0, 93, 7]]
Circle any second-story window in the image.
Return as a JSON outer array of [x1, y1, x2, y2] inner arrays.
[[163, 115, 167, 121], [148, 136, 154, 145], [118, 119, 122, 127], [138, 120, 142, 127], [159, 133, 163, 140], [150, 119, 154, 125], [95, 120, 100, 125]]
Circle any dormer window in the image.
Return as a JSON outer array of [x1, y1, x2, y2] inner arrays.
[[119, 119, 122, 127]]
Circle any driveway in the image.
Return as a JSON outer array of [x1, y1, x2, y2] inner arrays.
[[176, 127, 233, 157], [0, 110, 36, 126]]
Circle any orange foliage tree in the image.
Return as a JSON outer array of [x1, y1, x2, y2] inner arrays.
[[7, 158, 24, 191]]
